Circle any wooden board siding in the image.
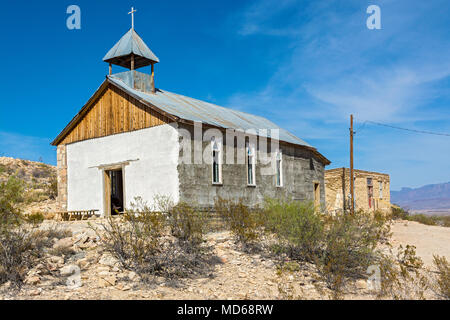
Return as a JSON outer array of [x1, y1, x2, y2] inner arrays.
[[60, 85, 170, 145]]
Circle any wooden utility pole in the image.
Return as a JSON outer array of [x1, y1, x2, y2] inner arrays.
[[150, 62, 155, 93], [350, 114, 355, 215]]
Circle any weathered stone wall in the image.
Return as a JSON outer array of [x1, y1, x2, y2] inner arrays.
[[325, 168, 391, 214], [177, 124, 326, 210], [56, 144, 68, 210]]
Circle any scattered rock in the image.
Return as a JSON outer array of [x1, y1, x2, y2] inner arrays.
[[356, 279, 368, 290], [69, 252, 86, 262], [77, 258, 90, 269], [53, 237, 74, 249], [116, 283, 131, 291], [98, 275, 117, 288], [96, 266, 110, 273], [128, 271, 138, 281], [25, 276, 41, 285], [29, 288, 42, 296], [98, 271, 111, 277], [49, 256, 64, 265], [99, 254, 119, 267], [60, 265, 79, 277]]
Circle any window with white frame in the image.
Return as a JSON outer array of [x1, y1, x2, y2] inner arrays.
[[379, 181, 383, 199], [246, 141, 256, 185], [211, 137, 222, 184], [275, 150, 282, 187]]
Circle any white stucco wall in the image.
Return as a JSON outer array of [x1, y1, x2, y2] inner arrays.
[[66, 124, 180, 215]]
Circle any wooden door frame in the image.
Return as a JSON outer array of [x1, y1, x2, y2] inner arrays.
[[102, 165, 126, 217]]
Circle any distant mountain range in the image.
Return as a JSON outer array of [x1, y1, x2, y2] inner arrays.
[[391, 182, 450, 216]]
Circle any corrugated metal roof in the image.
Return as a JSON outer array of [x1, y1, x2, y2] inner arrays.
[[108, 72, 312, 148], [103, 28, 159, 64]]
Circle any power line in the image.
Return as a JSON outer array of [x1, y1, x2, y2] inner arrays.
[[358, 120, 450, 137]]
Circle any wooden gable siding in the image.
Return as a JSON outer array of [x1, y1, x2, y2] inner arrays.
[[61, 84, 170, 145]]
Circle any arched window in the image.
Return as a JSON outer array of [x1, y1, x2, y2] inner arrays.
[[246, 141, 256, 186], [212, 137, 222, 184], [276, 150, 282, 187]]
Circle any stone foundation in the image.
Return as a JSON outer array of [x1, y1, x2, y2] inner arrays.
[[56, 145, 68, 210]]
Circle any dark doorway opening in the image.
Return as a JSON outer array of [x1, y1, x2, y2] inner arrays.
[[105, 169, 124, 215], [314, 183, 320, 208]]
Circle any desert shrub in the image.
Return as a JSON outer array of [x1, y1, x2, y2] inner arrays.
[[49, 246, 76, 260], [0, 164, 14, 175], [437, 216, 450, 227], [390, 206, 409, 220], [0, 226, 60, 289], [31, 167, 52, 179], [263, 199, 324, 261], [20, 160, 29, 167], [1, 173, 71, 289], [0, 228, 35, 287], [390, 205, 450, 228], [38, 226, 72, 240], [46, 174, 58, 200], [98, 197, 215, 282], [26, 212, 45, 226], [406, 214, 438, 226], [0, 175, 25, 225], [403, 214, 450, 228], [214, 197, 264, 246], [315, 211, 391, 294], [16, 168, 26, 180], [377, 245, 429, 299], [275, 262, 305, 300], [167, 202, 206, 246], [431, 255, 450, 300], [31, 226, 73, 252]]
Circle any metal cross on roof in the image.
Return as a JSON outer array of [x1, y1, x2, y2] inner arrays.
[[128, 7, 137, 29]]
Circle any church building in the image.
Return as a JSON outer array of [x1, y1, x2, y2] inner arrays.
[[51, 13, 330, 216]]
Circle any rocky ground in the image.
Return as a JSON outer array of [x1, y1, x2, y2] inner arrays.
[[1, 158, 449, 300], [0, 218, 349, 300], [3, 217, 448, 300], [0, 157, 59, 216]]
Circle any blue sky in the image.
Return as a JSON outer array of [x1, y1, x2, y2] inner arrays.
[[0, 0, 449, 190]]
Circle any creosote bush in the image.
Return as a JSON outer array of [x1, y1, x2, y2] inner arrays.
[[214, 197, 394, 297], [377, 245, 429, 300], [315, 211, 391, 294], [431, 255, 450, 300], [0, 176, 70, 289], [214, 197, 264, 246], [263, 199, 324, 261], [390, 206, 450, 227], [26, 212, 45, 226], [46, 174, 58, 200], [167, 202, 206, 246], [0, 175, 25, 225], [99, 197, 215, 282], [390, 206, 409, 220]]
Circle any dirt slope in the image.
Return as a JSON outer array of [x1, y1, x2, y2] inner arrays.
[[390, 220, 450, 266]]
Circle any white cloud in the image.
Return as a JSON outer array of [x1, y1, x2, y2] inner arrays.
[[226, 0, 450, 188]]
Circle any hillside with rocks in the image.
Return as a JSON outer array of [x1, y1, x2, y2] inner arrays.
[[0, 157, 59, 215]]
